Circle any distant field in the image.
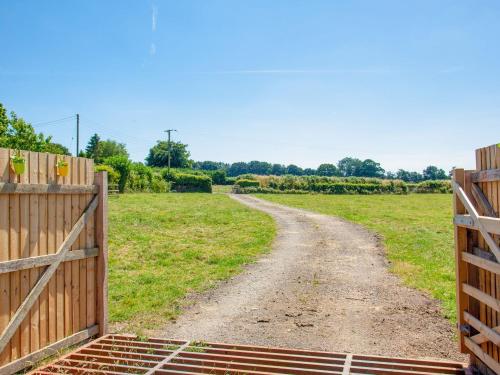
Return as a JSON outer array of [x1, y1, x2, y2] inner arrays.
[[255, 194, 457, 322], [108, 193, 275, 332]]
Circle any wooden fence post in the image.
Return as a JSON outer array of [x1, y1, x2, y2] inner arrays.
[[94, 172, 108, 336], [453, 168, 468, 354]]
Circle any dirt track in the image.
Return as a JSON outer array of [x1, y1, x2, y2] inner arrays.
[[154, 194, 465, 361]]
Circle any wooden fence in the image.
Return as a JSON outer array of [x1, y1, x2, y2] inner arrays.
[[0, 148, 108, 374], [454, 143, 500, 374]]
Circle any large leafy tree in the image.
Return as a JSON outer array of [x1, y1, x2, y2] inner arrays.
[[193, 161, 228, 171], [286, 164, 303, 175], [247, 161, 272, 175], [337, 157, 363, 177], [357, 159, 385, 178], [84, 134, 128, 163], [317, 163, 339, 176], [146, 141, 191, 168], [0, 103, 70, 154], [422, 165, 448, 180], [227, 162, 248, 176], [271, 163, 286, 175]]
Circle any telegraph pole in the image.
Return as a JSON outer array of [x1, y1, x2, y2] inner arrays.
[[164, 129, 177, 174], [76, 113, 80, 156]]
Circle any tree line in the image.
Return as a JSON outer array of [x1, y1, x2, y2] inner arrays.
[[0, 102, 450, 184]]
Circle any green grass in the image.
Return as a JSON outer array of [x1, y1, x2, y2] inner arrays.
[[108, 193, 275, 331], [212, 185, 233, 194], [255, 194, 456, 322]]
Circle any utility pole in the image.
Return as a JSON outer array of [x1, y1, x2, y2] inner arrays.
[[164, 129, 177, 174], [76, 113, 80, 156]]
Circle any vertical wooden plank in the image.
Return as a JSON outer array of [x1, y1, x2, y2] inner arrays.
[[78, 158, 87, 330], [19, 150, 30, 358], [484, 147, 492, 358], [63, 155, 72, 336], [38, 152, 48, 349], [95, 171, 108, 336], [29, 151, 40, 353], [490, 145, 500, 361], [9, 149, 20, 360], [86, 160, 96, 327], [71, 157, 80, 333], [56, 155, 65, 341], [453, 168, 467, 353], [477, 148, 487, 353], [47, 153, 57, 344], [0, 149, 10, 365]]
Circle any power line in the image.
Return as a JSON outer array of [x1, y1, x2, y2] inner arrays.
[[31, 115, 75, 126]]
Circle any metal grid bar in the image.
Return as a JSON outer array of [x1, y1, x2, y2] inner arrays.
[[30, 334, 467, 374]]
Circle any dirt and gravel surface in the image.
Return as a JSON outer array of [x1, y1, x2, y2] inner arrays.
[[153, 194, 466, 362]]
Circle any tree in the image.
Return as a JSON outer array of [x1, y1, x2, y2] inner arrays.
[[317, 163, 339, 177], [247, 161, 272, 175], [85, 133, 101, 160], [286, 164, 303, 175], [0, 103, 68, 154], [100, 140, 128, 160], [396, 169, 423, 183], [358, 159, 385, 178], [337, 157, 363, 177], [145, 141, 191, 168], [193, 161, 228, 171], [45, 142, 71, 155], [423, 165, 448, 180], [227, 162, 248, 177], [271, 164, 286, 175], [303, 168, 317, 176]]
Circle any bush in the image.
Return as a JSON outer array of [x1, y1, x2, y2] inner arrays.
[[127, 162, 153, 192], [233, 175, 409, 195], [225, 177, 237, 185], [171, 173, 212, 193], [235, 179, 260, 188], [104, 155, 131, 193], [412, 180, 452, 194], [95, 164, 120, 185], [208, 169, 227, 185], [150, 176, 171, 193]]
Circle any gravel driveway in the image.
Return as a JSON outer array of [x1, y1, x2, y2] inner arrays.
[[154, 194, 466, 362]]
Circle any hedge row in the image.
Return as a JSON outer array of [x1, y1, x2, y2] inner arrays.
[[170, 173, 212, 193], [232, 176, 451, 195]]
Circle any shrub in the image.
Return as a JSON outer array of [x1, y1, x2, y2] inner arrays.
[[412, 180, 452, 194], [225, 177, 237, 185], [95, 164, 120, 185], [104, 155, 131, 193], [208, 169, 227, 185], [172, 173, 212, 193], [235, 179, 260, 188], [150, 176, 171, 193], [127, 162, 153, 192]]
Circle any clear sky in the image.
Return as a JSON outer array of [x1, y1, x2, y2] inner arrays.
[[1, 0, 499, 172]]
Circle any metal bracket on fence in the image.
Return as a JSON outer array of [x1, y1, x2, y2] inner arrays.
[[459, 324, 472, 335]]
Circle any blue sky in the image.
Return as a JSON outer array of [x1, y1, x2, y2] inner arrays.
[[1, 0, 499, 172]]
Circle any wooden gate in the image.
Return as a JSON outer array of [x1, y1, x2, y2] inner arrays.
[[454, 143, 500, 374], [0, 148, 108, 374]]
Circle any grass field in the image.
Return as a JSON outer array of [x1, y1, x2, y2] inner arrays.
[[255, 194, 457, 322], [108, 193, 275, 332]]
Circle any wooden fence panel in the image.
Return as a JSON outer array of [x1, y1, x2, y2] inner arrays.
[[454, 143, 500, 374], [0, 147, 107, 375]]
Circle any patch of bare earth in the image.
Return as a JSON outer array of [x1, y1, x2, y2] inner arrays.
[[151, 194, 467, 362]]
